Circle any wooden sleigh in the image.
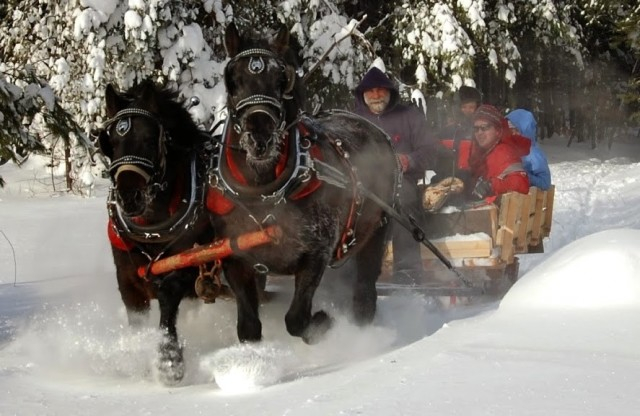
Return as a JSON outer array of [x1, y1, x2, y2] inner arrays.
[[378, 186, 555, 301]]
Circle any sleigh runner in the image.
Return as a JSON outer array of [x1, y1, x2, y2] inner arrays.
[[379, 185, 555, 300]]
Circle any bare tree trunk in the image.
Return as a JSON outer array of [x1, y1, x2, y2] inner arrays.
[[65, 143, 72, 191]]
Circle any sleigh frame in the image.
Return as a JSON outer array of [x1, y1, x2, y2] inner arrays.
[[379, 186, 555, 302]]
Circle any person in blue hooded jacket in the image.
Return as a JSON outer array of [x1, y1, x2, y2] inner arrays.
[[506, 109, 552, 190], [354, 66, 438, 282]]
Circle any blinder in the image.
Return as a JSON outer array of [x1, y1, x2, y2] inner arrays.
[[93, 128, 113, 160]]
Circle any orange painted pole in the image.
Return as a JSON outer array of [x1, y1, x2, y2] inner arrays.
[[137, 225, 282, 278]]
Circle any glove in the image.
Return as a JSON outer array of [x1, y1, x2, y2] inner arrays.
[[398, 154, 410, 172], [472, 177, 493, 199]]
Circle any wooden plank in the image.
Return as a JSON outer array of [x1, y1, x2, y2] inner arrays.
[[496, 196, 508, 246], [500, 227, 515, 263], [515, 190, 534, 253], [525, 187, 538, 236], [489, 204, 498, 241], [496, 192, 524, 263], [421, 238, 492, 259], [542, 185, 555, 238], [496, 192, 524, 245], [529, 188, 547, 244], [423, 205, 497, 239]]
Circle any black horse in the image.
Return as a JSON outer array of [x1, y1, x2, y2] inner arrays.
[[98, 80, 213, 384], [207, 23, 400, 343]]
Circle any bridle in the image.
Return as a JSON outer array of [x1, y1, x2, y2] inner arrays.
[[100, 107, 168, 185], [98, 106, 203, 244], [224, 48, 296, 143], [210, 47, 308, 202]]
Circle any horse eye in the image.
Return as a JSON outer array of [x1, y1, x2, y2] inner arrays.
[[115, 118, 131, 136]]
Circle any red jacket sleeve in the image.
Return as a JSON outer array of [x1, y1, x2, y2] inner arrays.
[[484, 142, 530, 196], [490, 171, 530, 195]]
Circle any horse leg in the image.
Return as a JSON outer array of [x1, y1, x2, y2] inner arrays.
[[153, 270, 195, 385], [353, 224, 387, 325], [113, 250, 151, 326], [224, 259, 262, 342], [285, 255, 332, 344]]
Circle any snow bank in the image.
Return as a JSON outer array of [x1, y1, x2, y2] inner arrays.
[[500, 229, 640, 312]]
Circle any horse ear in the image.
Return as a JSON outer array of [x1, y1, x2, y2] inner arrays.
[[272, 24, 290, 54], [105, 84, 126, 117], [139, 80, 159, 113], [224, 23, 241, 58]]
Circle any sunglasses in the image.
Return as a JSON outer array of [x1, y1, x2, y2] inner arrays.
[[473, 124, 493, 133]]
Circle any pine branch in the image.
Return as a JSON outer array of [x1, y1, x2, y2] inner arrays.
[[302, 15, 369, 84]]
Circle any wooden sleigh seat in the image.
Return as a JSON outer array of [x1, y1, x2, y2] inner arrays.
[[423, 185, 555, 264], [382, 186, 555, 290]]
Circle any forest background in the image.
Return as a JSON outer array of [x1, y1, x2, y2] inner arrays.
[[1, 0, 639, 191]]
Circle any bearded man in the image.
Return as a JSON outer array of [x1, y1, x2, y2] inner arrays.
[[354, 66, 438, 283]]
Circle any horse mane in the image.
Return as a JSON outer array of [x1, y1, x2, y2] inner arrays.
[[126, 79, 204, 148], [283, 33, 305, 111]]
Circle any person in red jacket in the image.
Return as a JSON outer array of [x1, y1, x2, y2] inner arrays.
[[467, 105, 531, 202]]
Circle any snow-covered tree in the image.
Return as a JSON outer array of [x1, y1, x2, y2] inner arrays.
[[0, 68, 87, 189], [2, 0, 640, 192], [618, 2, 640, 122], [390, 0, 582, 94]]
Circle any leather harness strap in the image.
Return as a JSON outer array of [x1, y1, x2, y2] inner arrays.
[[208, 120, 362, 261]]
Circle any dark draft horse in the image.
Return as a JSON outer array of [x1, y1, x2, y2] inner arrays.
[[208, 23, 400, 343], [98, 80, 213, 384]]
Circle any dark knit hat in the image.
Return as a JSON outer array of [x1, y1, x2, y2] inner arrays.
[[459, 86, 482, 104], [473, 104, 503, 129]]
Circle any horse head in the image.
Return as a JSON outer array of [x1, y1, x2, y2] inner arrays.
[[223, 23, 302, 175], [100, 80, 200, 217]]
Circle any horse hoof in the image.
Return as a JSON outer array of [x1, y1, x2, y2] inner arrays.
[[302, 310, 334, 344], [156, 341, 185, 386]]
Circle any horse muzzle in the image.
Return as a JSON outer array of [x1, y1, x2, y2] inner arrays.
[[240, 131, 274, 159], [113, 166, 153, 216]]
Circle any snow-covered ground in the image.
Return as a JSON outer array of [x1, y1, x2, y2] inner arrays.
[[1, 134, 640, 415]]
